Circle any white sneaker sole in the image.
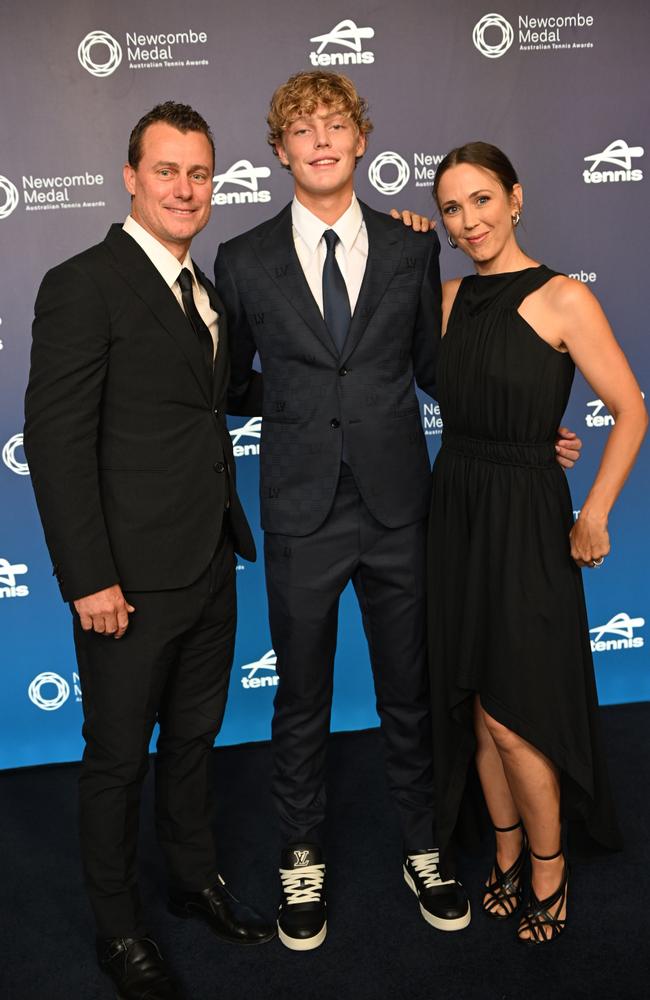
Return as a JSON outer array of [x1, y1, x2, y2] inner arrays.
[[403, 868, 471, 931], [277, 919, 327, 951]]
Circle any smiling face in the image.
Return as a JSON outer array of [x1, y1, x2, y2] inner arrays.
[[437, 162, 523, 270], [275, 103, 366, 209], [123, 121, 214, 260]]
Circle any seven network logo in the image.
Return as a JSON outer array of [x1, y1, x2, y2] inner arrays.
[[583, 140, 644, 184], [590, 612, 645, 653], [212, 161, 271, 207], [240, 649, 278, 689], [473, 11, 595, 57], [77, 27, 209, 76], [0, 557, 29, 600], [2, 433, 29, 474], [28, 671, 82, 711], [230, 416, 262, 457], [368, 150, 445, 196], [309, 19, 375, 66]]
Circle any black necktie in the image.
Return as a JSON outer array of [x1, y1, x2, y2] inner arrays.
[[177, 268, 214, 371], [322, 230, 351, 355]]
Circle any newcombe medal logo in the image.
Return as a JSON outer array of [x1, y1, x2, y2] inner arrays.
[[0, 175, 19, 219], [368, 152, 410, 196], [2, 433, 29, 474], [77, 30, 123, 77], [473, 13, 514, 58]]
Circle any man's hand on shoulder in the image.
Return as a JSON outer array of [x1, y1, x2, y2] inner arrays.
[[555, 426, 582, 469], [389, 208, 437, 233], [74, 585, 135, 639]]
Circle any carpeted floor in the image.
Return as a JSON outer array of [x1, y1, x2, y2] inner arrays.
[[1, 702, 648, 1000]]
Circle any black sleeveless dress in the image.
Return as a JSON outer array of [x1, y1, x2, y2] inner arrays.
[[427, 266, 622, 855]]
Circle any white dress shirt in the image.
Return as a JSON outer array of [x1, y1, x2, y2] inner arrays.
[[122, 215, 218, 357], [291, 193, 368, 316]]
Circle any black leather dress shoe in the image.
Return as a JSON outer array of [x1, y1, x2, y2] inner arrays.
[[169, 875, 276, 944], [97, 936, 180, 1000]]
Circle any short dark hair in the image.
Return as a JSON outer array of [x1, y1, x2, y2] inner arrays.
[[433, 142, 519, 206], [128, 101, 215, 168]]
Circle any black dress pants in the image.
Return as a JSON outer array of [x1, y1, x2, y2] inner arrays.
[[73, 531, 235, 938], [265, 467, 434, 851]]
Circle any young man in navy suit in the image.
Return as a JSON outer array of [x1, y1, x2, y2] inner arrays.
[[25, 102, 273, 1000], [215, 71, 582, 951]]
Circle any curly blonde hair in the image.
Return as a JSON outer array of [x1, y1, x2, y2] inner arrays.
[[267, 70, 373, 166]]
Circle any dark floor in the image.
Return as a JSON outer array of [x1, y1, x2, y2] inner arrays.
[[1, 703, 649, 1000]]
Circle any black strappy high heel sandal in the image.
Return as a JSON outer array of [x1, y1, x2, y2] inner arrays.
[[517, 847, 568, 944], [482, 820, 528, 920]]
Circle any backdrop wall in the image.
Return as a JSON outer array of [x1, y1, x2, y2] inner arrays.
[[1, 0, 648, 768]]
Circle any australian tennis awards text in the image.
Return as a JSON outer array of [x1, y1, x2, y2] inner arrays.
[[126, 29, 208, 65], [22, 173, 104, 209], [518, 13, 594, 49]]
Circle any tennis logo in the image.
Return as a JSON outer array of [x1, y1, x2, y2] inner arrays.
[[309, 19, 375, 66], [78, 30, 123, 77], [583, 140, 644, 184], [229, 416, 262, 457], [212, 161, 271, 206], [0, 557, 29, 599], [0, 176, 19, 220], [368, 152, 410, 196], [473, 14, 514, 58], [240, 649, 278, 689], [590, 612, 645, 653], [585, 399, 614, 429], [2, 433, 29, 475]]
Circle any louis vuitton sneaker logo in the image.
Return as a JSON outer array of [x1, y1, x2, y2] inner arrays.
[[293, 849, 311, 867], [212, 160, 271, 206], [309, 19, 375, 65]]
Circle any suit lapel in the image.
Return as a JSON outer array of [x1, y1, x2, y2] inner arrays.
[[341, 201, 404, 362], [104, 225, 212, 402], [250, 205, 339, 359]]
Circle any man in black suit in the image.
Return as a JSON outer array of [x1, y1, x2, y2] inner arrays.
[[24, 102, 273, 1000], [214, 71, 470, 950]]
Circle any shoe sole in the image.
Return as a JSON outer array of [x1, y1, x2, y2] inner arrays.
[[403, 869, 472, 932], [277, 919, 327, 951]]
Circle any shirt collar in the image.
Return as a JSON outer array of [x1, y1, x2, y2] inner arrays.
[[291, 193, 364, 255], [123, 215, 194, 288]]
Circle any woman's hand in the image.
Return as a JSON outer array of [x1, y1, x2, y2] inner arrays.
[[569, 512, 611, 568]]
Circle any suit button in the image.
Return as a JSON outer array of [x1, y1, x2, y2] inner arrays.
[[339, 367, 349, 376], [213, 408, 220, 416], [213, 461, 225, 473], [330, 418, 340, 429]]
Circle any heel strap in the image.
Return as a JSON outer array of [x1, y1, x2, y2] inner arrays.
[[493, 820, 522, 834], [531, 847, 562, 862]]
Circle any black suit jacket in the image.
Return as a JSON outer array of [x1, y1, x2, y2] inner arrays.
[[215, 201, 441, 535], [25, 224, 255, 603]]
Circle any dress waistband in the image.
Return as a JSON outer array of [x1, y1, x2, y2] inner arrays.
[[441, 432, 557, 469]]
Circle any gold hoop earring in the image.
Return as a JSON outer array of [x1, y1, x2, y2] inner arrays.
[[512, 211, 521, 227]]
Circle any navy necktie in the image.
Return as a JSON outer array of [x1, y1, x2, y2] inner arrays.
[[322, 230, 351, 355], [178, 268, 214, 371]]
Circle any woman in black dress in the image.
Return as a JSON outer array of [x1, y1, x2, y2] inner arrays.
[[428, 142, 647, 943]]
